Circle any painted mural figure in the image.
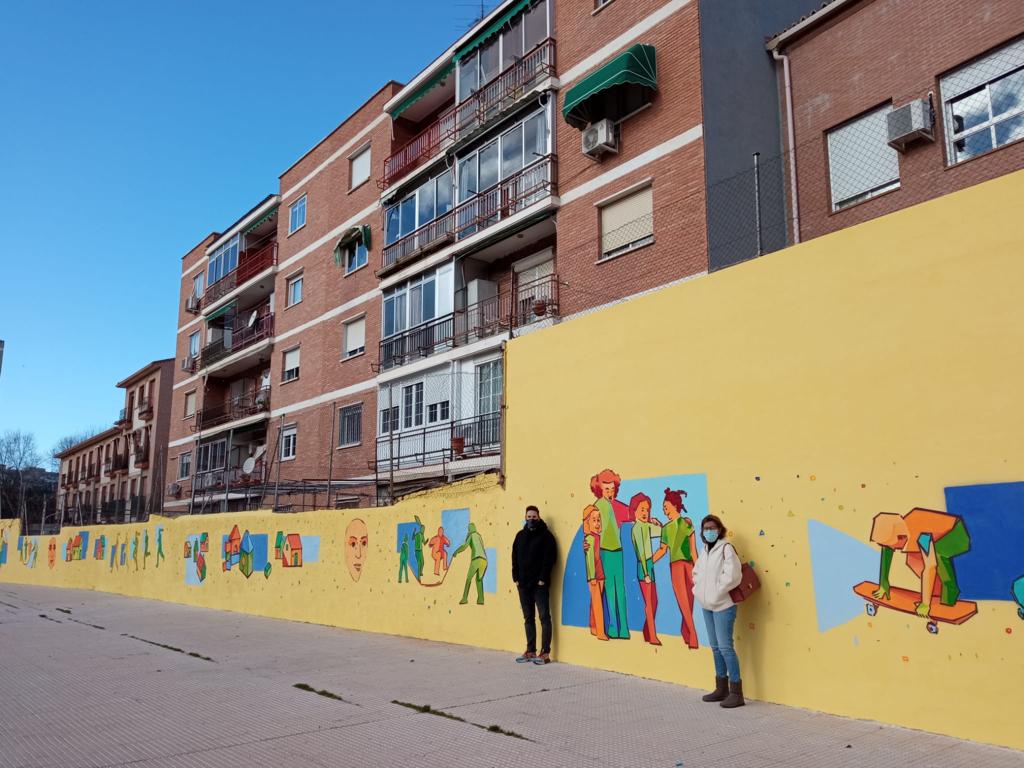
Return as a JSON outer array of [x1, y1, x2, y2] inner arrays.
[[398, 536, 410, 583], [344, 518, 368, 582], [661, 488, 700, 649], [412, 515, 426, 582], [155, 528, 165, 567], [870, 509, 971, 617], [131, 531, 140, 571], [588, 469, 630, 639], [630, 493, 665, 646], [582, 505, 609, 641], [142, 529, 150, 569], [110, 535, 119, 571], [453, 523, 488, 605], [428, 526, 451, 576], [47, 537, 57, 569]]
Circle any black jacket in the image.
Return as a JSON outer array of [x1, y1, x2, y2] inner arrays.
[[512, 519, 557, 587]]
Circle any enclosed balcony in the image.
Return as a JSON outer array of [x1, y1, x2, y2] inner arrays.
[[202, 240, 278, 310], [198, 386, 271, 431], [200, 311, 274, 372]]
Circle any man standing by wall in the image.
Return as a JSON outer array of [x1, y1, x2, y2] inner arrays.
[[512, 505, 557, 665]]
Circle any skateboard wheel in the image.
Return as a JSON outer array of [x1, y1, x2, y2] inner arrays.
[[927, 621, 938, 634], [866, 603, 877, 617]]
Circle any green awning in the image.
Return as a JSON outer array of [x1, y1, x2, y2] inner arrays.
[[207, 300, 236, 322], [562, 44, 658, 130], [332, 225, 372, 267], [391, 61, 455, 118], [454, 0, 532, 62], [243, 206, 278, 235]]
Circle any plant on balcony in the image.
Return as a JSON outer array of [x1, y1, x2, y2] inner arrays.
[[451, 435, 466, 456], [533, 299, 549, 317]]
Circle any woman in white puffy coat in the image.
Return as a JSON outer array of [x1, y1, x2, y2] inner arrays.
[[691, 514, 745, 708]]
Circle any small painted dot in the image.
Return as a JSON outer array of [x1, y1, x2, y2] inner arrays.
[[839, 505, 845, 511], [1006, 627, 1013, 635], [902, 656, 909, 663], [755, 476, 761, 482], [785, 581, 790, 587], [810, 475, 816, 481], [748, 623, 755, 630], [759, 530, 765, 536], [861, 484, 866, 489]]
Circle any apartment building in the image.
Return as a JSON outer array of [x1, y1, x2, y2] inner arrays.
[[57, 359, 173, 524], [767, 0, 1024, 241]]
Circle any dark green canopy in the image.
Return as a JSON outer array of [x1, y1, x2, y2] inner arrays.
[[563, 44, 657, 130]]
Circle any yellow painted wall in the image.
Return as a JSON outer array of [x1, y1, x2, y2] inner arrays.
[[4, 170, 1024, 749]]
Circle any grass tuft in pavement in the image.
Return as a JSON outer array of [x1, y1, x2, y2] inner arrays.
[[293, 683, 352, 703], [392, 700, 530, 741]]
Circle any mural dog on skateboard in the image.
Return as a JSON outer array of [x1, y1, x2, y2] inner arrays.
[[854, 508, 976, 634]]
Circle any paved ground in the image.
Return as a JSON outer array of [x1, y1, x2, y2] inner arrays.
[[1, 585, 1021, 768]]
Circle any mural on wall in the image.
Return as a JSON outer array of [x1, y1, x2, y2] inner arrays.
[[184, 533, 209, 585], [18, 536, 38, 568], [274, 531, 321, 569], [563, 471, 710, 647], [810, 481, 1024, 634], [395, 508, 497, 601], [93, 535, 106, 561], [223, 525, 270, 579], [64, 531, 90, 562], [1014, 576, 1024, 620], [0, 528, 8, 566], [47, 537, 57, 569], [155, 526, 165, 568], [344, 519, 368, 582]]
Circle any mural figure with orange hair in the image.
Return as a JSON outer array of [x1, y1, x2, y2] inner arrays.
[[661, 488, 700, 649], [588, 469, 631, 639], [581, 505, 609, 640], [428, 526, 451, 576], [630, 493, 665, 646]]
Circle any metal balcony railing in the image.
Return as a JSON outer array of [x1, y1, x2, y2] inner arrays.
[[202, 241, 278, 308], [198, 387, 271, 430], [381, 155, 556, 273], [512, 272, 560, 327], [380, 39, 556, 188], [374, 411, 502, 472], [194, 462, 267, 492], [200, 313, 274, 370], [110, 453, 129, 473], [134, 446, 150, 467], [138, 397, 153, 420], [115, 408, 129, 426]]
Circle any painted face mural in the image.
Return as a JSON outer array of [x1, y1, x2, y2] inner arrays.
[[47, 538, 57, 569], [344, 518, 369, 582]]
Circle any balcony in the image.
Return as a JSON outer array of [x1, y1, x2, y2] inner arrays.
[[109, 453, 129, 474], [200, 313, 274, 371], [134, 446, 150, 469], [512, 272, 560, 328], [194, 462, 267, 493], [202, 241, 278, 310], [381, 39, 556, 189], [198, 387, 271, 431], [374, 412, 502, 473], [138, 397, 153, 421], [86, 464, 99, 480], [380, 155, 557, 275], [115, 408, 129, 427]]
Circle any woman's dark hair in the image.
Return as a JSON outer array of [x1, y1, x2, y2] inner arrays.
[[525, 505, 540, 515], [701, 514, 727, 540]]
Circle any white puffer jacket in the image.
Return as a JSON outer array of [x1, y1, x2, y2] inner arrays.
[[692, 541, 743, 612]]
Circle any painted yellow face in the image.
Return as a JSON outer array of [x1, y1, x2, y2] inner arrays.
[[345, 518, 369, 582]]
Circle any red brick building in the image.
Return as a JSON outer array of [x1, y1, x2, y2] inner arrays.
[[768, 0, 1024, 241]]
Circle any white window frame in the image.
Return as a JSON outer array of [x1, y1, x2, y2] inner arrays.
[[476, 359, 503, 416], [192, 272, 205, 299], [456, 0, 548, 102], [207, 235, 239, 286], [826, 104, 901, 211], [379, 404, 400, 434], [280, 425, 297, 461], [282, 346, 300, 382], [188, 331, 201, 358], [345, 240, 369, 274], [402, 382, 425, 429], [384, 169, 454, 246], [342, 315, 366, 360], [338, 404, 362, 448], [286, 272, 303, 307], [178, 452, 192, 480], [288, 194, 307, 234], [427, 400, 451, 424], [349, 144, 371, 189], [184, 390, 197, 418], [382, 268, 445, 339]]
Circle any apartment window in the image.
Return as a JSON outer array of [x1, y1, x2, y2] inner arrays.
[[384, 169, 453, 245], [286, 273, 303, 307], [338, 404, 362, 447], [403, 383, 424, 429], [941, 38, 1024, 164], [184, 391, 196, 418], [196, 439, 226, 472], [826, 105, 900, 211], [350, 145, 371, 189], [457, 0, 547, 102], [342, 316, 366, 359], [382, 265, 453, 338], [192, 272, 204, 299], [599, 185, 654, 259], [380, 405, 400, 434], [188, 331, 200, 358], [280, 425, 297, 461], [477, 360, 503, 415], [289, 195, 307, 234], [208, 235, 239, 285], [283, 347, 300, 382], [178, 452, 191, 480], [345, 241, 368, 273], [427, 400, 450, 423]]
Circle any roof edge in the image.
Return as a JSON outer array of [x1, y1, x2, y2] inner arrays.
[[55, 426, 123, 459], [766, 0, 861, 51], [116, 358, 174, 388]]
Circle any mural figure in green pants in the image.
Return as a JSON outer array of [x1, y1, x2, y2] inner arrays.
[[155, 528, 165, 567], [453, 523, 488, 605], [588, 469, 631, 639], [412, 515, 426, 582], [398, 536, 410, 583]]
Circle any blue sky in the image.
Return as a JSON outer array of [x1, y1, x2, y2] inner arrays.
[[0, 1, 490, 463]]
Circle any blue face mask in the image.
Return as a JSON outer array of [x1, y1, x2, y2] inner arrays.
[[703, 529, 719, 543]]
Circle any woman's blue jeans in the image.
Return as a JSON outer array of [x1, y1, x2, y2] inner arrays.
[[701, 605, 741, 681]]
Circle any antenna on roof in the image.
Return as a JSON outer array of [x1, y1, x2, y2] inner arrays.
[[455, 0, 496, 30]]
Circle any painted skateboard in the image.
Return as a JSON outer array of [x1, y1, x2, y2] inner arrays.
[[853, 580, 977, 635]]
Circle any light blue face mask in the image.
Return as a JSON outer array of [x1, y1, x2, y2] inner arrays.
[[703, 529, 719, 543]]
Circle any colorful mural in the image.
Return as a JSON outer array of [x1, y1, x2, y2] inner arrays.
[[274, 531, 320, 569], [184, 533, 209, 585], [0, 528, 8, 567], [222, 526, 269, 579], [344, 519, 368, 582], [64, 531, 90, 562], [47, 537, 57, 569], [155, 526, 165, 567], [395, 508, 496, 599], [18, 536, 38, 568], [563, 472, 710, 646], [93, 535, 106, 561]]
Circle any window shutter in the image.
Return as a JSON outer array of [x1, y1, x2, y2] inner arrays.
[[346, 318, 366, 355], [600, 187, 653, 255], [827, 106, 900, 209], [284, 348, 300, 370]]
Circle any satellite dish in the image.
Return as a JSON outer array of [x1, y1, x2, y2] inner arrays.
[[248, 310, 258, 328], [253, 445, 267, 461], [242, 457, 256, 474]]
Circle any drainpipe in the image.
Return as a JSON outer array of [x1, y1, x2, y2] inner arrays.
[[773, 48, 801, 244], [499, 340, 507, 488]]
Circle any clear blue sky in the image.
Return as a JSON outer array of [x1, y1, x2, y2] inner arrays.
[[0, 0, 493, 464]]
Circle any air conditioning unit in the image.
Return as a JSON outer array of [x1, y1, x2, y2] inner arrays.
[[185, 295, 200, 313], [582, 119, 618, 159], [167, 482, 181, 498], [181, 356, 195, 371], [887, 98, 934, 151]]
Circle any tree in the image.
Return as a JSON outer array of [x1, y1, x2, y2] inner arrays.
[[50, 428, 106, 471], [0, 430, 42, 523]]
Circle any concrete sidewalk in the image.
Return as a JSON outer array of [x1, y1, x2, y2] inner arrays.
[[0, 585, 1018, 768]]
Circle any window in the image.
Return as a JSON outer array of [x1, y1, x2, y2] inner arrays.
[[477, 360, 503, 415], [338, 404, 362, 447], [345, 241, 368, 273], [384, 170, 453, 245], [599, 185, 654, 259], [289, 195, 307, 234], [286, 273, 303, 307], [188, 331, 200, 358], [380, 404, 399, 434], [941, 38, 1024, 164], [178, 452, 191, 480], [184, 391, 196, 418], [350, 145, 371, 189], [192, 272, 204, 299], [428, 400, 450, 423], [196, 440, 226, 472], [343, 316, 366, 359], [403, 383, 424, 429], [381, 265, 453, 338], [826, 105, 900, 211], [283, 347, 300, 382], [457, 0, 547, 102], [280, 426, 297, 461], [207, 235, 239, 286]]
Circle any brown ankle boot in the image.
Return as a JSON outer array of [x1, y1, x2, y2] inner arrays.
[[702, 676, 728, 702], [720, 680, 745, 708]]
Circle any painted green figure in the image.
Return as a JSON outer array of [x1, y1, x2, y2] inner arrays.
[[453, 523, 488, 605], [596, 497, 630, 639], [398, 536, 410, 583], [132, 531, 140, 571], [155, 528, 165, 567], [412, 515, 426, 582], [142, 529, 150, 569]]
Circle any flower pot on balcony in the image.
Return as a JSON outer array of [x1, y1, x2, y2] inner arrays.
[[533, 299, 548, 317], [451, 436, 466, 456]]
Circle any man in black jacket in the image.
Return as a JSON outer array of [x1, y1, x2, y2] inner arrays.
[[512, 505, 557, 664]]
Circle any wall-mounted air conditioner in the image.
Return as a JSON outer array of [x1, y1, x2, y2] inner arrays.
[[887, 98, 934, 151], [582, 119, 618, 159]]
